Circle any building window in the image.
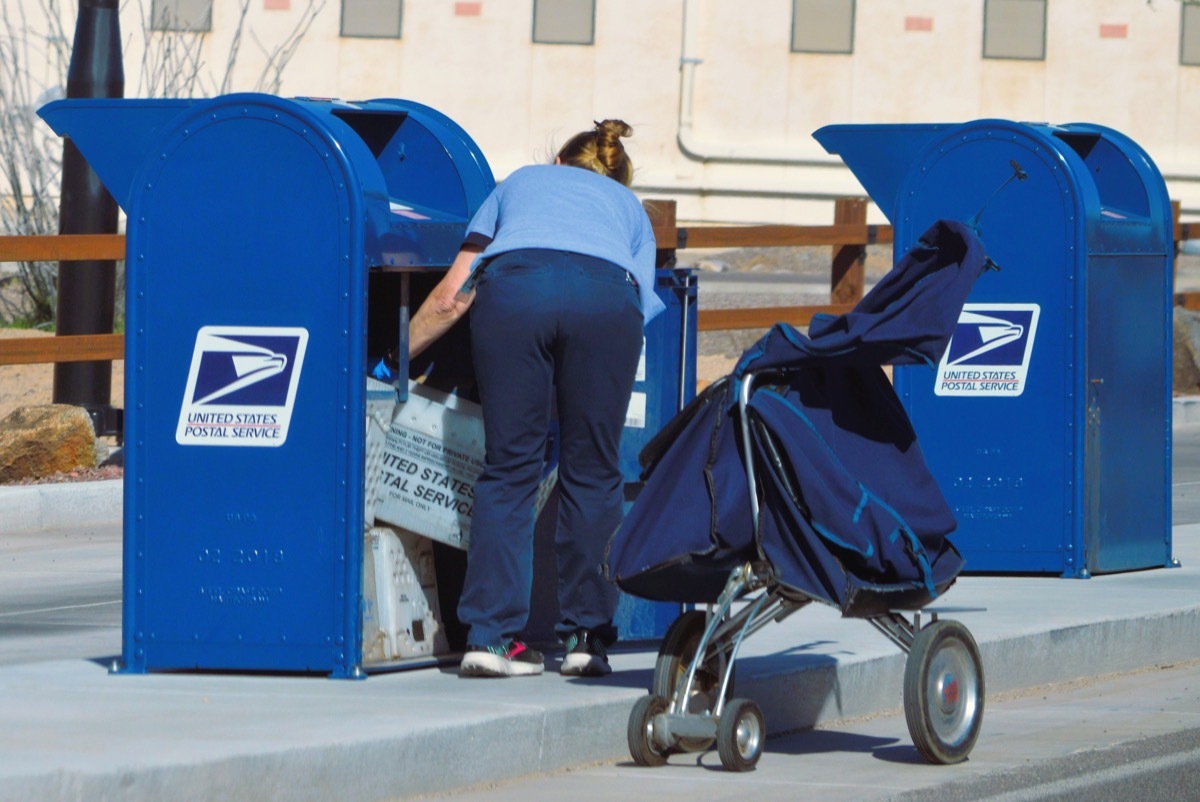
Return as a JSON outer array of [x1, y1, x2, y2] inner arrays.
[[533, 0, 595, 45], [1184, 2, 1200, 66], [341, 0, 403, 39], [791, 0, 855, 54], [983, 0, 1047, 61], [150, 0, 212, 32]]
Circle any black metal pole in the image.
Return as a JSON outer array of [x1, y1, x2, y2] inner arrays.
[[53, 0, 124, 439]]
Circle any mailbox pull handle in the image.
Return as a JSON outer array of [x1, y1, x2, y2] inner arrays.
[[967, 159, 1029, 236]]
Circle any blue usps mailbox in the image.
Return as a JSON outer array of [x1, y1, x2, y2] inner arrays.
[[39, 94, 495, 675], [619, 268, 698, 481], [815, 120, 1174, 577], [615, 267, 696, 638]]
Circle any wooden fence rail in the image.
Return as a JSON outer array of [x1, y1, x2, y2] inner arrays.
[[0, 233, 126, 365], [1, 202, 1198, 367]]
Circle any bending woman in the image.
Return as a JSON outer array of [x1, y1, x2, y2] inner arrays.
[[409, 119, 663, 678]]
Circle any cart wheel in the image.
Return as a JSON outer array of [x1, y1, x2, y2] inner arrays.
[[653, 610, 730, 752], [627, 694, 670, 767], [654, 612, 733, 706], [903, 619, 985, 764], [717, 697, 765, 772]]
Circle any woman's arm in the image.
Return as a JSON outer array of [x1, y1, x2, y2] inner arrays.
[[408, 244, 482, 359]]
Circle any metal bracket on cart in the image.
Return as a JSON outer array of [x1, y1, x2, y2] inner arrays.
[[628, 561, 813, 771], [869, 606, 988, 653]]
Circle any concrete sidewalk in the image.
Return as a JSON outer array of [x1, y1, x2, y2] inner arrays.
[[1, 428, 1199, 801]]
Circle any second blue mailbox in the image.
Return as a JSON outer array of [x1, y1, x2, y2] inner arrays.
[[815, 120, 1175, 578]]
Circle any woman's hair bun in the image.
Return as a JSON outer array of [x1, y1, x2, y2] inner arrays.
[[594, 119, 634, 141], [556, 119, 635, 186]]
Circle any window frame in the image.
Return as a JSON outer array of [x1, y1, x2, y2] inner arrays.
[[340, 0, 404, 40], [149, 0, 213, 33], [532, 0, 596, 46], [982, 0, 1048, 62], [790, 0, 856, 55], [1182, 1, 1200, 67]]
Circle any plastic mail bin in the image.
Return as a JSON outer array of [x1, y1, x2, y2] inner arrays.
[[39, 93, 496, 676], [814, 120, 1174, 577]]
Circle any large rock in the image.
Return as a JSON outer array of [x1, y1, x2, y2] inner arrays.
[[0, 404, 97, 484], [1175, 307, 1200, 396]]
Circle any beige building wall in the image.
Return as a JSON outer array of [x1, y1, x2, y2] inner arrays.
[[15, 0, 1200, 225]]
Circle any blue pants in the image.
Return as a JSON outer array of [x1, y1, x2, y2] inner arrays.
[[458, 249, 643, 647]]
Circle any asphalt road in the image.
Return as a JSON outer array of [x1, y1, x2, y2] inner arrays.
[[0, 523, 121, 668], [1173, 424, 1200, 525], [892, 726, 1200, 802]]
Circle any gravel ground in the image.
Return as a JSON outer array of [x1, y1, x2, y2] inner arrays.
[[2, 462, 123, 485], [685, 243, 892, 361]]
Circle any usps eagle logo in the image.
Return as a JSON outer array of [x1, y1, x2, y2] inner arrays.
[[934, 304, 1039, 397], [176, 327, 309, 446]]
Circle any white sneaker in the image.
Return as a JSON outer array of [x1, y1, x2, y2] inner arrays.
[[460, 640, 545, 677]]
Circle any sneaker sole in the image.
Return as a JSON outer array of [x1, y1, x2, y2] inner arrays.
[[460, 652, 544, 677], [560, 654, 611, 677]]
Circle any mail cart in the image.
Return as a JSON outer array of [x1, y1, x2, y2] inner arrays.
[[814, 120, 1175, 576]]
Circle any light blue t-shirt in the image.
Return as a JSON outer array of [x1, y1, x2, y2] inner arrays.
[[464, 164, 665, 323]]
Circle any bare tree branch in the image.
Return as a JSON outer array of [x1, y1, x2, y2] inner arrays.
[[216, 0, 251, 96], [0, 0, 70, 324], [0, 0, 319, 324], [251, 0, 323, 94]]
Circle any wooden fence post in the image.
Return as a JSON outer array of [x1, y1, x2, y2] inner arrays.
[[831, 197, 867, 304], [644, 199, 678, 268]]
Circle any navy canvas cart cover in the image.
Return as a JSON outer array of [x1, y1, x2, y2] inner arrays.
[[606, 219, 991, 615]]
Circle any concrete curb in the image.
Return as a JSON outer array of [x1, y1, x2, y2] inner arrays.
[[1175, 395, 1200, 428], [0, 479, 121, 534], [0, 671, 639, 802]]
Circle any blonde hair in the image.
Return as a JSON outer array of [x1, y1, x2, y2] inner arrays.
[[555, 119, 634, 186]]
